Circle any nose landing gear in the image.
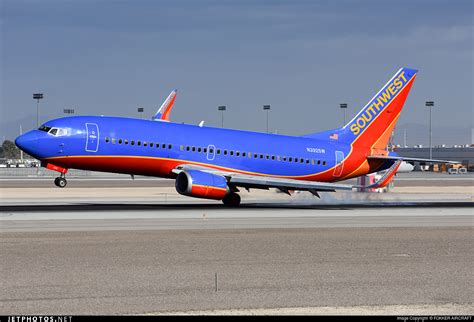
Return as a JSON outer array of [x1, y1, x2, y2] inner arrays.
[[54, 174, 67, 188], [42, 162, 69, 188]]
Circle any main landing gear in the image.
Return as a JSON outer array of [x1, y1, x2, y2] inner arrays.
[[54, 174, 67, 188], [222, 192, 241, 207]]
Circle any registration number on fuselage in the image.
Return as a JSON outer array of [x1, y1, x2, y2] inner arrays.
[[306, 147, 326, 154]]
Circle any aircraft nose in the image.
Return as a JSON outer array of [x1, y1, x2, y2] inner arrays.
[[15, 131, 38, 156]]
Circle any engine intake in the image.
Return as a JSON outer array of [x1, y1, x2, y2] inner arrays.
[[175, 170, 229, 200]]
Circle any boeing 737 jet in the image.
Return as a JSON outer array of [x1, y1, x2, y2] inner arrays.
[[15, 68, 455, 206]]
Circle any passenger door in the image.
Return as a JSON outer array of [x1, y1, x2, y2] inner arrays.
[[333, 151, 344, 177], [85, 123, 99, 152]]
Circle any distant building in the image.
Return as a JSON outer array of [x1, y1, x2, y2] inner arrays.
[[395, 147, 474, 171]]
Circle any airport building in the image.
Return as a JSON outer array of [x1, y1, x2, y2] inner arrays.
[[395, 146, 474, 171]]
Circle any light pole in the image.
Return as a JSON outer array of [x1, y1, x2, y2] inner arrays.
[[263, 105, 271, 133], [137, 107, 144, 119], [63, 108, 75, 115], [340, 103, 348, 126], [33, 93, 44, 128], [426, 101, 434, 159], [218, 105, 226, 128]]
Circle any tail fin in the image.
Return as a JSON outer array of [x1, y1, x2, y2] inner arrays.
[[153, 89, 178, 121], [305, 67, 417, 154]]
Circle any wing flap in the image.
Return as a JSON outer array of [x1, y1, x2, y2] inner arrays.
[[229, 174, 353, 192]]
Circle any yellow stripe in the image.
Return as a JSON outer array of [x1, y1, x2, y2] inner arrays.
[[193, 184, 227, 192]]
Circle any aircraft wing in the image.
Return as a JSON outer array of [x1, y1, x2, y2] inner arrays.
[[153, 89, 177, 121], [367, 155, 459, 164], [172, 164, 353, 197], [172, 159, 406, 195]]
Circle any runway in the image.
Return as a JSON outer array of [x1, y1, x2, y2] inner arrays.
[[0, 202, 472, 232], [1, 178, 473, 314]]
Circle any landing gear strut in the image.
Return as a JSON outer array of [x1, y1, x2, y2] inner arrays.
[[222, 192, 241, 207], [54, 174, 67, 188], [43, 162, 69, 188]]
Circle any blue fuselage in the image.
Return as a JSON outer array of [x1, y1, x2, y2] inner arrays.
[[16, 116, 355, 181]]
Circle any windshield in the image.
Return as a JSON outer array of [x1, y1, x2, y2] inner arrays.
[[39, 126, 69, 137], [38, 125, 52, 132]]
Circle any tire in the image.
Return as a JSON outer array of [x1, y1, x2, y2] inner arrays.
[[57, 177, 67, 188], [54, 177, 60, 187], [222, 193, 241, 207]]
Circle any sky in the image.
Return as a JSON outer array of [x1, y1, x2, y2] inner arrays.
[[1, 0, 473, 146]]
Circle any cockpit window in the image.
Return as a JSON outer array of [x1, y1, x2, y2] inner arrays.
[[38, 125, 52, 132], [47, 127, 69, 137]]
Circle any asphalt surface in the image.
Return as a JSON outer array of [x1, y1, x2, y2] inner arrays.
[[1, 227, 472, 315], [1, 203, 473, 232]]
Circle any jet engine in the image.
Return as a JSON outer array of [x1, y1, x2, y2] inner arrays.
[[175, 170, 229, 200]]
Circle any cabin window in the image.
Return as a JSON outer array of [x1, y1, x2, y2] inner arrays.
[[162, 143, 166, 149], [111, 138, 115, 144], [168, 144, 172, 149], [186, 146, 190, 151], [283, 156, 287, 161], [289, 157, 292, 162], [224, 150, 228, 155], [137, 141, 141, 146], [230, 151, 234, 156], [306, 159, 310, 164], [248, 152, 252, 158], [300, 158, 304, 163], [143, 141, 147, 147], [277, 156, 281, 161], [198, 147, 202, 153], [180, 145, 184, 151], [131, 140, 135, 145], [236, 151, 240, 157], [242, 152, 246, 157], [271, 155, 275, 160], [322, 160, 326, 166], [124, 139, 129, 145], [118, 139, 123, 144], [105, 137, 110, 143], [149, 142, 154, 147], [260, 154, 263, 159], [192, 146, 196, 152], [204, 148, 207, 153], [217, 149, 221, 154]]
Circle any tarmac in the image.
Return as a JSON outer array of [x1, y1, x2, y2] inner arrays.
[[0, 173, 473, 315]]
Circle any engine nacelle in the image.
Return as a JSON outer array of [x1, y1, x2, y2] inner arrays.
[[175, 170, 229, 200]]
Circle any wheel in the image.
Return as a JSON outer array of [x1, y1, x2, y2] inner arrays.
[[54, 177, 60, 187], [222, 193, 241, 207], [57, 177, 67, 188]]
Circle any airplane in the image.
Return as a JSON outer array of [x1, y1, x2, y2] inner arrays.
[[15, 67, 457, 206], [152, 89, 177, 122]]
